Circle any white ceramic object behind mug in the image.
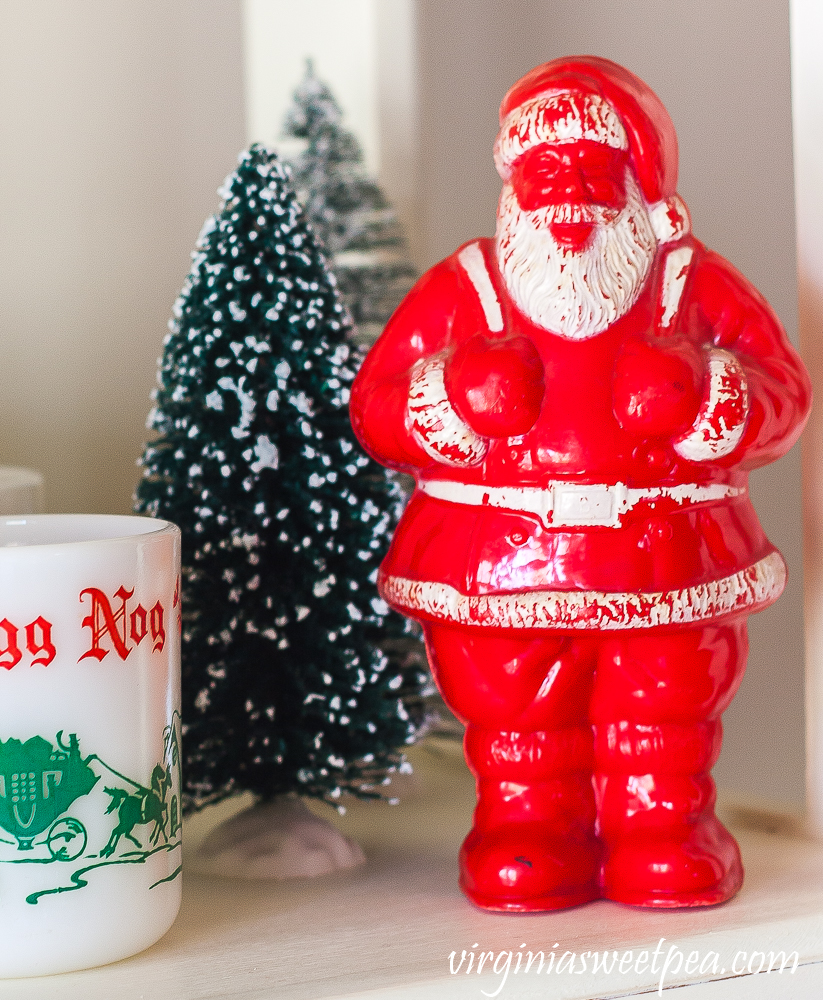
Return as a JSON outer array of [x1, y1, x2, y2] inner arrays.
[[0, 467, 44, 516], [0, 515, 181, 977]]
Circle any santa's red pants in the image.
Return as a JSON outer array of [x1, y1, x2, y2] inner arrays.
[[423, 619, 748, 911]]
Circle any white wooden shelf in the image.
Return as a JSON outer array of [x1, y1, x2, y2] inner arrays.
[[1, 741, 822, 999]]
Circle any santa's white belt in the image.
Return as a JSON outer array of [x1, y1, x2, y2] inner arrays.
[[417, 479, 746, 529]]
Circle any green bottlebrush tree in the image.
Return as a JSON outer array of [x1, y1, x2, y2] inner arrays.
[[282, 61, 417, 347], [135, 144, 425, 812]]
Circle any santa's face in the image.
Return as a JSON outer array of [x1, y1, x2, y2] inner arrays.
[[496, 141, 657, 341], [508, 140, 630, 252]]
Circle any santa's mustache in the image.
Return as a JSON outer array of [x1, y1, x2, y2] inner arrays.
[[526, 200, 620, 227]]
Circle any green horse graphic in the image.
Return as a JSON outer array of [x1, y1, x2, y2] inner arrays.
[[100, 764, 171, 857]]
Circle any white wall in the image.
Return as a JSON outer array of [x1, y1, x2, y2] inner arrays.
[[0, 0, 246, 516], [242, 0, 421, 260], [243, 0, 381, 168], [791, 0, 823, 833]]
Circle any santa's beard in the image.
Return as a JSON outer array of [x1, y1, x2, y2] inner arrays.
[[495, 172, 656, 340]]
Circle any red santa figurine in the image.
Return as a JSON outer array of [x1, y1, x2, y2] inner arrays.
[[350, 56, 811, 911]]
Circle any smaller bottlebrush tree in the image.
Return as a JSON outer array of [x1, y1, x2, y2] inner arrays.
[[282, 61, 417, 347], [136, 144, 425, 813]]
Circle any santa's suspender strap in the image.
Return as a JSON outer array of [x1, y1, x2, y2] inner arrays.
[[406, 243, 496, 468], [656, 244, 694, 334], [457, 242, 504, 333]]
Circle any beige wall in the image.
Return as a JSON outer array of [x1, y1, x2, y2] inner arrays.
[[411, 0, 804, 807], [0, 0, 245, 516]]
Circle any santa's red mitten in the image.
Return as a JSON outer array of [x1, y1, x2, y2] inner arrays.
[[444, 335, 545, 438], [612, 339, 703, 438]]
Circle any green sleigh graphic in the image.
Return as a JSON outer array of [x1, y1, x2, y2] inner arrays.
[[0, 714, 182, 904]]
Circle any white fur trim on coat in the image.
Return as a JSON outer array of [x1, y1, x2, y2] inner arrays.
[[674, 349, 749, 462], [381, 551, 785, 630], [407, 357, 489, 468]]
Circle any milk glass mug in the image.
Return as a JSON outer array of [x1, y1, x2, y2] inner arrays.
[[0, 515, 181, 977]]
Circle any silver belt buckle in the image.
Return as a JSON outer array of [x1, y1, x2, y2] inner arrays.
[[551, 483, 626, 528]]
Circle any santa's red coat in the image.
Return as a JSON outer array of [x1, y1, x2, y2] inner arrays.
[[350, 236, 811, 632]]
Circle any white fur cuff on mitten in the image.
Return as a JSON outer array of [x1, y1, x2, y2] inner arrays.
[[673, 348, 749, 462], [407, 357, 489, 468]]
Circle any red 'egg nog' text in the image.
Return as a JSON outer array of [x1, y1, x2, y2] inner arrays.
[[0, 585, 173, 670], [0, 617, 55, 669], [80, 586, 166, 661]]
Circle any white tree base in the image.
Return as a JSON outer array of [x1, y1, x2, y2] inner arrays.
[[191, 797, 366, 880]]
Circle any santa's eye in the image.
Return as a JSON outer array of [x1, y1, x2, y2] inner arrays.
[[585, 176, 618, 201], [526, 150, 563, 174], [578, 142, 627, 175], [579, 149, 613, 173]]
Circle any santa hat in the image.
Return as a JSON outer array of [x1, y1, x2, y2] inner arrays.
[[494, 56, 690, 243]]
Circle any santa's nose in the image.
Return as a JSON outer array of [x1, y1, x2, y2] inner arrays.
[[555, 165, 587, 201], [512, 166, 589, 213]]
